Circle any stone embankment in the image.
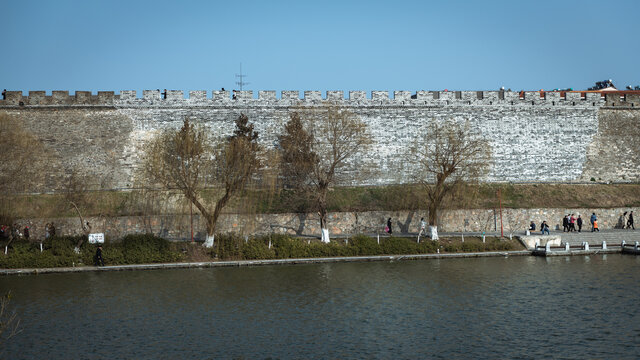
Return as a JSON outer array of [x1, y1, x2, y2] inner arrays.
[[12, 208, 637, 241]]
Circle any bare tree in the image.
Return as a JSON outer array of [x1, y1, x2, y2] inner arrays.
[[504, 209, 526, 240], [142, 116, 260, 247], [413, 120, 491, 240], [279, 106, 371, 242], [58, 169, 94, 252]]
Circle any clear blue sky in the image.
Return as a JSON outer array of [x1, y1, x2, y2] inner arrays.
[[2, 0, 638, 94]]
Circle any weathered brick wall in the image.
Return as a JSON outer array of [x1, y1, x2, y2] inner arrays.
[[14, 207, 636, 241], [1, 90, 639, 191]]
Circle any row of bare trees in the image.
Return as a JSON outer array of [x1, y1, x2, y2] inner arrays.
[[0, 107, 491, 245], [139, 105, 492, 245]]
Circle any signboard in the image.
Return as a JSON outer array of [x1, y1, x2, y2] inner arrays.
[[88, 233, 105, 244]]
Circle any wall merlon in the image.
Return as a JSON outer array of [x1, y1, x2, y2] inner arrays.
[[236, 90, 253, 100], [415, 91, 429, 100], [372, 91, 389, 101], [349, 91, 366, 101], [281, 91, 299, 101], [326, 91, 343, 100], [120, 90, 137, 100], [143, 90, 161, 100], [259, 91, 276, 100], [566, 92, 581, 101], [28, 91, 46, 104], [304, 91, 322, 101], [213, 90, 230, 101], [189, 90, 207, 100], [394, 91, 411, 101], [97, 91, 115, 103], [166, 90, 183, 100]]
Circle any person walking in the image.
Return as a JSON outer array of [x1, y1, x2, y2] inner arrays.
[[386, 218, 393, 235], [627, 211, 635, 230], [94, 245, 104, 266], [577, 215, 583, 232], [570, 214, 576, 232], [590, 213, 597, 232], [593, 219, 600, 232], [418, 217, 426, 240], [563, 215, 569, 232]]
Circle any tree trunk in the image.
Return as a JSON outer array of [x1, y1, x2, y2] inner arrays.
[[429, 225, 439, 241], [203, 234, 215, 248], [318, 185, 330, 243]]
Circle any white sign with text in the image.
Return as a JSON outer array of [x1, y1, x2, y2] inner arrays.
[[88, 233, 105, 244]]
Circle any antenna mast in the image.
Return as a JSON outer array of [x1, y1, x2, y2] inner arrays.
[[235, 62, 249, 91]]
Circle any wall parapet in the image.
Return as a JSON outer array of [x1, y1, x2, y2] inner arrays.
[[2, 90, 639, 108]]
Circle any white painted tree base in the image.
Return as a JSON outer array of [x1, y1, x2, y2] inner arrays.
[[203, 234, 215, 248], [429, 226, 439, 241], [321, 228, 330, 243]]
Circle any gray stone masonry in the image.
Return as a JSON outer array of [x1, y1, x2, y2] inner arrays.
[[1, 90, 639, 191]]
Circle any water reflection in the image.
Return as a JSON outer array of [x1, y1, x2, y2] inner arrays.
[[2, 255, 640, 359]]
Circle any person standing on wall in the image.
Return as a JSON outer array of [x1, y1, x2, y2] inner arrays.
[[627, 211, 635, 230]]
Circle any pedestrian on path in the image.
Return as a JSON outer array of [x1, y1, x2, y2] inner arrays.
[[418, 217, 426, 239], [563, 215, 569, 232], [577, 215, 583, 232], [94, 245, 104, 266], [590, 213, 597, 232], [570, 214, 576, 232], [386, 218, 393, 235], [593, 220, 600, 232], [627, 211, 635, 230]]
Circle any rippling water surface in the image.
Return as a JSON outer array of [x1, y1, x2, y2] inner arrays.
[[2, 255, 640, 359]]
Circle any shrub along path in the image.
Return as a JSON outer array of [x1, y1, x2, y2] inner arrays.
[[0, 233, 523, 272]]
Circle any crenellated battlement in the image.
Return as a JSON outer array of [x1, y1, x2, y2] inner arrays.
[[1, 89, 638, 108]]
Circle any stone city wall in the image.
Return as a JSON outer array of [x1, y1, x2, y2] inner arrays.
[[14, 207, 636, 242], [1, 90, 639, 191]]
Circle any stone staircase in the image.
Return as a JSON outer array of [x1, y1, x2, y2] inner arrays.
[[553, 229, 640, 246]]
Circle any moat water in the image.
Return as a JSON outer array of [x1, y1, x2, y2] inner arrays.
[[2, 255, 640, 359]]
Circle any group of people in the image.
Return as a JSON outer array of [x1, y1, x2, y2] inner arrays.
[[617, 211, 635, 230], [562, 214, 583, 232], [0, 224, 31, 241], [0, 223, 56, 241], [531, 211, 636, 235]]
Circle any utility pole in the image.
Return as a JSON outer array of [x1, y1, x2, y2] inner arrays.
[[235, 62, 249, 91]]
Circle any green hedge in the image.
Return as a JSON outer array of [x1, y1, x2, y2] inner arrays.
[[211, 234, 515, 260], [0, 234, 183, 269], [0, 233, 516, 268]]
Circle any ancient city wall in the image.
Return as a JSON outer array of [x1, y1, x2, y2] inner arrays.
[[1, 90, 639, 191]]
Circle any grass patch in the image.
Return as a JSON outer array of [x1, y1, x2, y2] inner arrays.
[[5, 183, 640, 219]]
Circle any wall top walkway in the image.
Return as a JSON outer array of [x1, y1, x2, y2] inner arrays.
[[2, 90, 638, 108]]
